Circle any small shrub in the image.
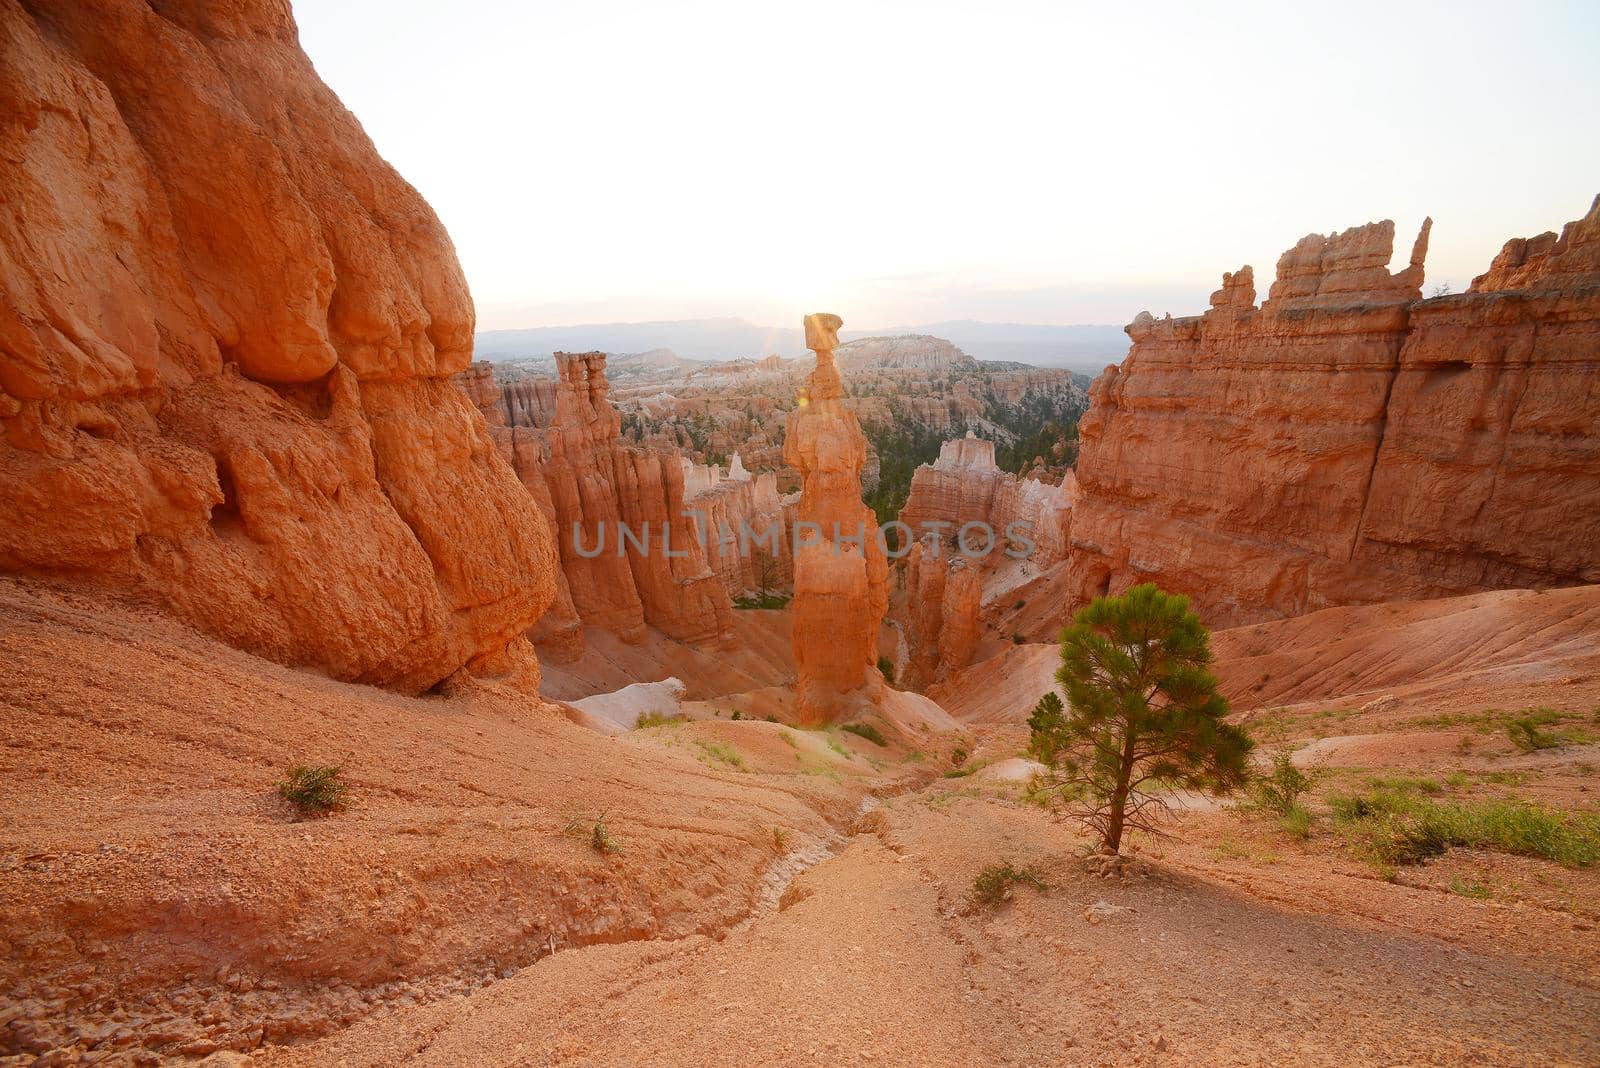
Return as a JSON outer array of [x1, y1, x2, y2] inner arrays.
[[944, 766, 976, 779], [1011, 633, 1026, 644], [1364, 774, 1442, 795], [1013, 599, 1026, 610], [277, 765, 348, 817], [634, 711, 686, 729], [951, 744, 970, 768], [841, 722, 888, 747], [734, 592, 791, 610], [971, 861, 1047, 906], [565, 812, 621, 855], [1250, 752, 1312, 816], [876, 656, 895, 684], [731, 710, 743, 721], [1210, 837, 1279, 864], [772, 827, 789, 852]]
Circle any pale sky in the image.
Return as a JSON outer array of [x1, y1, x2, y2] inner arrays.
[[294, 0, 1600, 331]]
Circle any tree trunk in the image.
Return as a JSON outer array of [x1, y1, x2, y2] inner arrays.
[[1103, 722, 1140, 854], [1103, 787, 1126, 854]]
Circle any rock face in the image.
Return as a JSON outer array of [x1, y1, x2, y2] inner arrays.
[[680, 459, 792, 596], [835, 335, 980, 373], [0, 0, 556, 691], [1069, 198, 1600, 627], [785, 314, 889, 724], [456, 354, 736, 658], [900, 542, 982, 690], [899, 432, 1074, 567]]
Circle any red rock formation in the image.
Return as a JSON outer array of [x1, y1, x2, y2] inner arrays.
[[900, 541, 947, 689], [899, 433, 1073, 567], [937, 561, 982, 678], [900, 542, 981, 690], [1069, 198, 1600, 627], [0, 0, 555, 691], [682, 459, 792, 595], [455, 354, 735, 653], [785, 314, 889, 724]]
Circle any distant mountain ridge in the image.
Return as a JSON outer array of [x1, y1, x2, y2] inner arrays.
[[835, 335, 979, 372], [475, 317, 1129, 371]]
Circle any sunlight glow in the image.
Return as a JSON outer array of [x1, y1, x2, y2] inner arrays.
[[293, 0, 1600, 330]]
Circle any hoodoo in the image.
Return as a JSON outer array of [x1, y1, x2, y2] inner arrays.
[[454, 352, 738, 657], [784, 313, 890, 724]]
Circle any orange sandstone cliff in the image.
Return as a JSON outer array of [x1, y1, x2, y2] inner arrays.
[[1068, 199, 1600, 626], [0, 0, 555, 690]]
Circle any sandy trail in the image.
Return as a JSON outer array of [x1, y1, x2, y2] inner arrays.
[[265, 785, 1600, 1067]]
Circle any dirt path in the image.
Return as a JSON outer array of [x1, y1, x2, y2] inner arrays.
[[264, 787, 1600, 1067]]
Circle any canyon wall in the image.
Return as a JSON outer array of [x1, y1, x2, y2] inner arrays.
[[1068, 197, 1600, 627], [899, 433, 1074, 566], [0, 0, 555, 691], [785, 315, 889, 724], [456, 355, 738, 659]]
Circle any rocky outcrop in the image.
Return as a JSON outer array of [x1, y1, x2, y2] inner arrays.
[[835, 335, 979, 373], [900, 542, 982, 690], [456, 353, 736, 655], [1068, 198, 1600, 627], [898, 433, 1074, 566], [785, 314, 889, 724], [0, 0, 555, 691]]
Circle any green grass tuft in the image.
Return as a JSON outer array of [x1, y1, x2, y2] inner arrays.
[[694, 739, 746, 770], [1329, 788, 1600, 869], [1279, 804, 1314, 840], [1507, 715, 1570, 752]]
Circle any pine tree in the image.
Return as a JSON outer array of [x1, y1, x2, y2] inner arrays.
[[1028, 583, 1252, 854]]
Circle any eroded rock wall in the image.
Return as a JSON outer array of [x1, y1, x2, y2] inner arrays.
[[0, 0, 555, 691], [1069, 199, 1600, 626], [456, 354, 736, 654], [898, 433, 1073, 567]]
